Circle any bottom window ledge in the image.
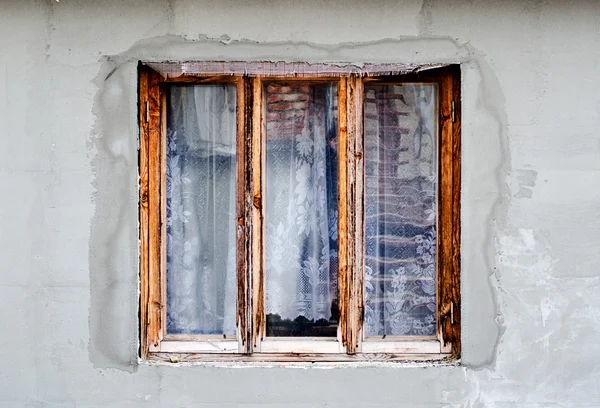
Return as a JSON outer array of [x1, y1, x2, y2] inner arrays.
[[144, 352, 458, 366]]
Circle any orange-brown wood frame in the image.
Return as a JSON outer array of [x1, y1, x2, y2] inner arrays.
[[139, 63, 461, 362]]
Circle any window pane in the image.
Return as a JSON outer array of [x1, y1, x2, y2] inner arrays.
[[166, 85, 237, 336], [265, 83, 339, 337], [364, 83, 438, 337]]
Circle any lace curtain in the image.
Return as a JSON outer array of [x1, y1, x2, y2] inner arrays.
[[165, 83, 339, 336], [364, 83, 438, 337], [264, 84, 338, 332], [164, 82, 435, 338], [166, 85, 237, 335]]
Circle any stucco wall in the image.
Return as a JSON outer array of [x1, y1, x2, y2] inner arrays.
[[1, 0, 600, 406]]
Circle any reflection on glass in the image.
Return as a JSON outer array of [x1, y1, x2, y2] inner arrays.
[[166, 85, 237, 335], [265, 83, 339, 337], [364, 83, 438, 337]]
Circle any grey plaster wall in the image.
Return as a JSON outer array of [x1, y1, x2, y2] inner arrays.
[[1, 0, 599, 406]]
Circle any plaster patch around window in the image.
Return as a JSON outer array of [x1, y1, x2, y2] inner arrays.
[[89, 35, 504, 370]]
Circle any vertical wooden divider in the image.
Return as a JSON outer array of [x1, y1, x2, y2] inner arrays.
[[243, 77, 256, 353], [147, 70, 163, 351], [251, 78, 265, 350], [236, 77, 249, 352], [438, 69, 461, 355], [450, 68, 462, 356], [351, 76, 365, 353], [339, 75, 364, 354], [139, 68, 150, 359], [438, 74, 452, 352], [345, 75, 364, 354], [337, 77, 349, 350]]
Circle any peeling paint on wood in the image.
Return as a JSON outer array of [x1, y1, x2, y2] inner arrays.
[[147, 69, 164, 351], [236, 77, 248, 351], [145, 61, 450, 78], [251, 77, 265, 350], [147, 352, 455, 364], [437, 67, 461, 356], [345, 75, 364, 354], [337, 76, 349, 350], [138, 67, 150, 359]]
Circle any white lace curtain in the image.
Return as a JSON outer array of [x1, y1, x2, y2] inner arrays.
[[265, 85, 337, 323], [166, 85, 237, 335], [166, 84, 338, 335]]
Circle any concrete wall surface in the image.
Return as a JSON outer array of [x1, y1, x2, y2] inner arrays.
[[1, 0, 600, 406]]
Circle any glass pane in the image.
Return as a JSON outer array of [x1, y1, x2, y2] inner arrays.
[[265, 83, 339, 337], [166, 85, 237, 336], [364, 83, 438, 337]]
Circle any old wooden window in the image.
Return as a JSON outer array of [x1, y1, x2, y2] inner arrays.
[[139, 62, 460, 363]]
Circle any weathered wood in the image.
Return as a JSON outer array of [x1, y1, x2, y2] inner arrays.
[[259, 339, 341, 354], [437, 74, 452, 351], [145, 61, 445, 78], [158, 340, 239, 353], [251, 77, 265, 350], [244, 77, 256, 353], [363, 335, 437, 341], [163, 333, 235, 341], [437, 68, 461, 357], [258, 78, 267, 347], [139, 63, 461, 361], [147, 70, 163, 350], [148, 352, 455, 364], [345, 75, 364, 354], [163, 75, 239, 84], [259, 77, 342, 83], [138, 68, 150, 359], [451, 67, 462, 356], [236, 77, 248, 352], [337, 77, 349, 351], [361, 340, 441, 354], [353, 77, 365, 354]]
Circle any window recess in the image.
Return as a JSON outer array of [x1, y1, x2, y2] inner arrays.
[[139, 62, 461, 363]]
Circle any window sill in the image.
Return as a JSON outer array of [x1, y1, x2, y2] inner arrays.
[[143, 352, 458, 367]]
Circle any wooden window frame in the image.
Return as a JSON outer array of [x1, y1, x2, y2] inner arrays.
[[139, 62, 461, 363]]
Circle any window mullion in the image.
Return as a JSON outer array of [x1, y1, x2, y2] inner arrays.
[[337, 76, 349, 352], [338, 75, 365, 355], [250, 77, 265, 353], [346, 74, 364, 354], [237, 76, 250, 353], [352, 75, 365, 354]]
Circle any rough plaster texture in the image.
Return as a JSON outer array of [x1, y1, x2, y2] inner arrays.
[[1, 0, 599, 406]]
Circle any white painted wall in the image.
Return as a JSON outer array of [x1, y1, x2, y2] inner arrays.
[[1, 1, 599, 406]]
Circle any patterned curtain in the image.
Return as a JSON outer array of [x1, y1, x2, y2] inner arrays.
[[265, 83, 338, 330], [364, 83, 438, 337], [165, 83, 339, 336], [165, 85, 237, 335]]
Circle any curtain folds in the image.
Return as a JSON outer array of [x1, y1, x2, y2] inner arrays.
[[165, 82, 438, 338], [166, 85, 237, 335], [364, 83, 438, 337], [265, 84, 338, 325], [165, 83, 339, 336]]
